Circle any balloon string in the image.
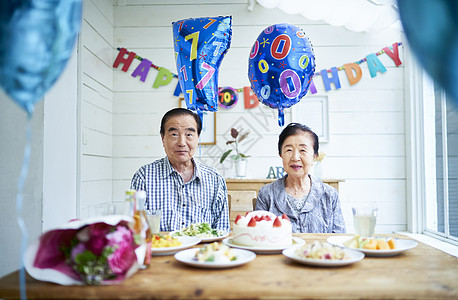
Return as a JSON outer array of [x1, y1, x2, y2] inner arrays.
[[197, 109, 204, 158], [17, 116, 31, 300]]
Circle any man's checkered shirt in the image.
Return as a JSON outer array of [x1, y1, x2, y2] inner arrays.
[[131, 157, 230, 232]]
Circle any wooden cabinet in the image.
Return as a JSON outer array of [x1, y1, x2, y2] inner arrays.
[[226, 178, 344, 196], [225, 178, 344, 228]]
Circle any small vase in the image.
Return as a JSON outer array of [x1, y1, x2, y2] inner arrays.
[[235, 158, 247, 178]]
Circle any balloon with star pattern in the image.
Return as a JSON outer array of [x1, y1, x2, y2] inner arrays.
[[172, 16, 232, 114]]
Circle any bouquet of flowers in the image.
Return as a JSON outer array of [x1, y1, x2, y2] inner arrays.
[[25, 216, 140, 285]]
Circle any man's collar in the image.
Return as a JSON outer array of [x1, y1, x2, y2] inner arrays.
[[163, 157, 201, 182]]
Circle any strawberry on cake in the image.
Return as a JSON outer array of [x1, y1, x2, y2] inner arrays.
[[232, 211, 292, 247]]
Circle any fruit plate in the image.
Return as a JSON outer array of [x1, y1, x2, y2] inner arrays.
[[151, 236, 201, 256], [174, 248, 256, 269], [282, 247, 365, 267], [170, 231, 230, 243], [326, 236, 418, 257], [222, 237, 305, 254]]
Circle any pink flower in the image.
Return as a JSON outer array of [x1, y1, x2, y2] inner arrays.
[[86, 235, 108, 256], [90, 223, 111, 237], [84, 223, 110, 256], [106, 225, 133, 247], [71, 243, 87, 262], [107, 242, 137, 275]]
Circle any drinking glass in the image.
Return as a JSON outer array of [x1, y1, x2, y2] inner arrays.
[[146, 209, 162, 234], [352, 203, 378, 237], [90, 203, 116, 217]]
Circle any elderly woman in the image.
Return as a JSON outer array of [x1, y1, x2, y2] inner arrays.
[[255, 123, 346, 233]]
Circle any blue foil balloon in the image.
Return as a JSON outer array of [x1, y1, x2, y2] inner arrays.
[[172, 16, 232, 114], [0, 0, 82, 116], [398, 0, 458, 104], [248, 23, 315, 126]]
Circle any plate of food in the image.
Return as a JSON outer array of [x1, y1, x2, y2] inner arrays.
[[222, 237, 306, 254], [282, 241, 365, 267], [151, 234, 201, 256], [326, 235, 418, 257], [174, 242, 256, 268], [170, 223, 229, 242]]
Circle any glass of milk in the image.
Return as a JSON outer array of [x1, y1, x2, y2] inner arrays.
[[146, 209, 162, 234], [352, 203, 378, 237]]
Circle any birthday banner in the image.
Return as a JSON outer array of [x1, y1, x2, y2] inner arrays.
[[113, 42, 403, 109]]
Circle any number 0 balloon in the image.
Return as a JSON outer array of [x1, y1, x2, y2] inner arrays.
[[172, 16, 232, 115], [248, 23, 316, 126]]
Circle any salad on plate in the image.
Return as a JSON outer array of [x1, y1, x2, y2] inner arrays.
[[171, 223, 227, 240], [195, 242, 237, 263], [283, 241, 364, 267], [294, 241, 349, 260], [174, 244, 256, 269]]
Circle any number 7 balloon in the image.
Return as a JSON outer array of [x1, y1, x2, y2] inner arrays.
[[172, 16, 232, 114], [248, 23, 316, 126], [0, 0, 82, 116]]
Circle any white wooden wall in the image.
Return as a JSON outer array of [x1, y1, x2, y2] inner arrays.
[[79, 0, 115, 217], [79, 0, 407, 233]]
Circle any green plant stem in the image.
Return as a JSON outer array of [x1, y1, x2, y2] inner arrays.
[[235, 140, 239, 158]]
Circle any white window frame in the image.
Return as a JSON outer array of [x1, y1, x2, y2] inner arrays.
[[405, 46, 458, 246]]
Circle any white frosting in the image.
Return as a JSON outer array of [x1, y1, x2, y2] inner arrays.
[[232, 211, 292, 247]]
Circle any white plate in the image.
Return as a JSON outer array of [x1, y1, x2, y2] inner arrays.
[[282, 247, 365, 267], [326, 236, 418, 257], [174, 248, 256, 268], [151, 236, 201, 256], [170, 230, 230, 243], [222, 237, 305, 254]]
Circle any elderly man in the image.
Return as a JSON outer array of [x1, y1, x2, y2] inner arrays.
[[131, 108, 230, 232]]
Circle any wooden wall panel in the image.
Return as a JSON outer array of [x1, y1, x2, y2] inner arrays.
[[330, 111, 405, 134], [81, 129, 113, 157], [81, 100, 113, 134], [324, 157, 406, 179], [81, 48, 113, 90], [81, 83, 113, 112], [328, 90, 404, 112], [83, 0, 113, 46], [81, 21, 113, 67], [113, 135, 164, 157], [81, 155, 113, 182], [114, 91, 178, 114], [114, 23, 402, 50], [80, 180, 113, 216], [80, 0, 114, 210], [323, 134, 405, 157], [82, 74, 114, 107], [114, 3, 314, 27], [113, 157, 156, 181], [113, 69, 177, 92]]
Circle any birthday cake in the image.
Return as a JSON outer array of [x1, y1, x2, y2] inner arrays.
[[232, 211, 292, 247]]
